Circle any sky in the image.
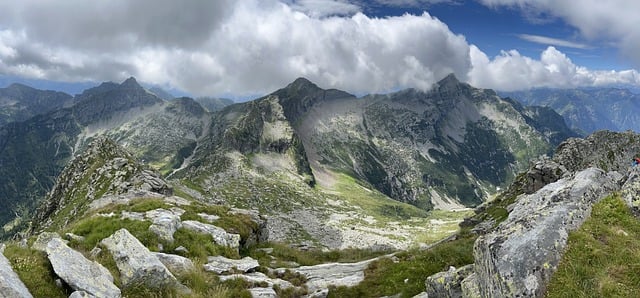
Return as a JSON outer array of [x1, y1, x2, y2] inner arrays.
[[0, 0, 639, 98]]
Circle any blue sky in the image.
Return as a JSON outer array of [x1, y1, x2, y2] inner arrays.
[[0, 0, 638, 97]]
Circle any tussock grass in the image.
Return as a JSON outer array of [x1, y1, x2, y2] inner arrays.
[[327, 229, 476, 298], [546, 194, 640, 297], [247, 242, 392, 267], [3, 243, 68, 297]]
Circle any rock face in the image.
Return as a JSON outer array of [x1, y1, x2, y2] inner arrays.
[[153, 252, 195, 276], [45, 238, 120, 298], [182, 220, 241, 249], [463, 168, 621, 297], [0, 244, 33, 298], [100, 229, 185, 291]]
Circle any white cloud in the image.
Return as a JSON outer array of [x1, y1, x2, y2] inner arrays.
[[478, 0, 640, 67], [0, 0, 638, 96], [286, 0, 361, 17], [468, 45, 640, 91], [517, 34, 589, 49]]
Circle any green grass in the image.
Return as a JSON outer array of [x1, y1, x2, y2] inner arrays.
[[65, 216, 155, 251], [327, 228, 476, 298], [3, 243, 69, 297], [546, 194, 640, 297], [247, 242, 393, 267]]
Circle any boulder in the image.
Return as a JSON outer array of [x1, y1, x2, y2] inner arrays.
[[286, 258, 374, 293], [100, 229, 188, 293], [249, 287, 278, 298], [182, 220, 240, 248], [424, 265, 474, 298], [153, 252, 195, 275], [68, 291, 91, 298], [32, 232, 62, 252], [203, 256, 259, 274], [0, 244, 33, 298], [621, 167, 640, 217], [464, 168, 620, 297], [145, 209, 183, 242], [218, 272, 293, 289], [45, 238, 120, 298]]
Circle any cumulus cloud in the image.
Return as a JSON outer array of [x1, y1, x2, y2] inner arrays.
[[0, 0, 638, 96], [468, 45, 640, 91], [478, 0, 640, 67], [517, 34, 589, 49]]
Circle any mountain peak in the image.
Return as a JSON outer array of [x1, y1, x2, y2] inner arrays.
[[437, 73, 460, 86], [120, 77, 142, 89], [286, 77, 321, 92]]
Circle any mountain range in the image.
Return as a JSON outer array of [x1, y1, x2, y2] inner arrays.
[[503, 87, 640, 135], [0, 74, 575, 244]]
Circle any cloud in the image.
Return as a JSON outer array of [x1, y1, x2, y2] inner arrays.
[[478, 0, 640, 67], [0, 0, 638, 96], [468, 45, 640, 91], [286, 0, 361, 17], [517, 34, 590, 49]]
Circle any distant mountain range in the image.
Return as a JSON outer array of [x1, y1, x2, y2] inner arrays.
[[503, 88, 640, 135], [0, 75, 575, 241]]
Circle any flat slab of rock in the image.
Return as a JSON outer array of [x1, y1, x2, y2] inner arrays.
[[287, 259, 374, 293], [45, 237, 120, 298], [153, 252, 195, 275], [0, 245, 33, 298], [249, 287, 278, 298], [182, 220, 240, 248], [203, 256, 259, 274], [218, 272, 293, 289], [101, 228, 187, 292]]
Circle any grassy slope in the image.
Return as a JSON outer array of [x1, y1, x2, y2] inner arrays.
[[546, 194, 640, 297]]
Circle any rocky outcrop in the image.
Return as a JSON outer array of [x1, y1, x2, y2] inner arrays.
[[621, 167, 640, 217], [424, 265, 474, 298], [0, 244, 33, 298], [182, 220, 241, 249], [100, 229, 187, 292], [203, 256, 259, 274], [462, 168, 621, 297], [45, 238, 120, 298], [520, 156, 567, 194]]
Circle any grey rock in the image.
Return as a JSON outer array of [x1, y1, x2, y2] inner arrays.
[[89, 247, 102, 259], [522, 156, 567, 194], [412, 292, 428, 298], [68, 291, 91, 298], [465, 168, 620, 297], [182, 220, 240, 248], [249, 287, 278, 298], [197, 212, 220, 223], [32, 232, 62, 252], [0, 245, 33, 298], [218, 272, 293, 289], [121, 211, 145, 221], [424, 265, 473, 298], [621, 167, 640, 216], [145, 209, 183, 242], [460, 273, 481, 298], [306, 288, 329, 298], [287, 258, 374, 293], [174, 246, 189, 254], [45, 237, 120, 298], [203, 256, 260, 274], [64, 233, 85, 242], [100, 229, 188, 292], [153, 252, 195, 275]]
